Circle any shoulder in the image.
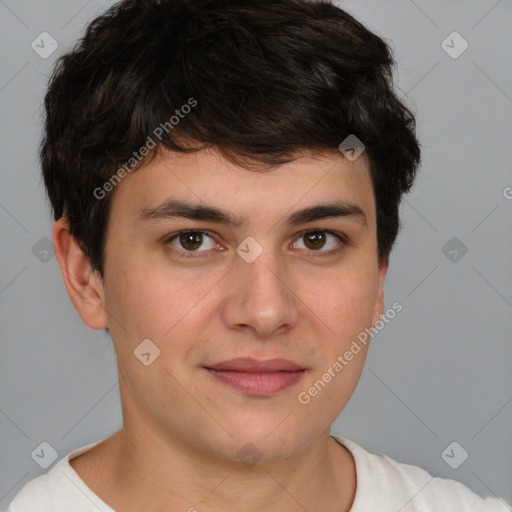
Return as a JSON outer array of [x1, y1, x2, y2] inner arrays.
[[6, 457, 69, 512], [333, 436, 511, 512], [5, 440, 113, 512]]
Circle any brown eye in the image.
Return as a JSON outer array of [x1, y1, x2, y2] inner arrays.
[[167, 230, 217, 255], [293, 229, 345, 255], [303, 231, 327, 250], [178, 231, 203, 251]]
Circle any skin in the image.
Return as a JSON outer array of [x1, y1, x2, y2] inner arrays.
[[53, 146, 388, 512]]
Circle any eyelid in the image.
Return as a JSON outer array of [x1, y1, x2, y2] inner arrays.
[[165, 229, 221, 257], [291, 228, 347, 257], [165, 228, 347, 258], [298, 228, 348, 244]]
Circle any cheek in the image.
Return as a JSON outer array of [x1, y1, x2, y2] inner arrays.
[[298, 270, 376, 417], [104, 259, 216, 349], [312, 266, 378, 341], [102, 259, 167, 343]]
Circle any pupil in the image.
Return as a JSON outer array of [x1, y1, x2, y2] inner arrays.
[[180, 232, 202, 251], [305, 231, 325, 250]]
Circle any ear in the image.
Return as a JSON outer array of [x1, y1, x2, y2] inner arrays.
[[371, 258, 388, 327], [52, 217, 108, 330]]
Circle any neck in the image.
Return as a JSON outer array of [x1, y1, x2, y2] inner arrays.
[[100, 421, 356, 512]]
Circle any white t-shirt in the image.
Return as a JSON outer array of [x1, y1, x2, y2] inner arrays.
[[5, 435, 510, 512]]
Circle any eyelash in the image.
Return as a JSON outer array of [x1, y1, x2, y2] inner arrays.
[[164, 228, 347, 259]]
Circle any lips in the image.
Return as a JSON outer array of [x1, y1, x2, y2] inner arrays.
[[205, 357, 304, 372], [203, 358, 306, 396]]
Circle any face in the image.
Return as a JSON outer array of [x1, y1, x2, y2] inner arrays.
[[96, 147, 387, 461]]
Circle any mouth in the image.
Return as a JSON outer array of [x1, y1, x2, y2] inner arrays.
[[203, 358, 307, 396]]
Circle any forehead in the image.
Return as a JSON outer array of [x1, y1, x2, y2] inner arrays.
[[108, 146, 375, 228]]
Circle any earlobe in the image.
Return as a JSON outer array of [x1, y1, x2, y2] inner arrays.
[[52, 217, 108, 330]]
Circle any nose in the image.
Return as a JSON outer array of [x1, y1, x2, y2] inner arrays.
[[219, 247, 300, 339]]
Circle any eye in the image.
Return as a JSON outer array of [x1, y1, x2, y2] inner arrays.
[[292, 229, 345, 255], [166, 230, 219, 257], [165, 228, 346, 259]]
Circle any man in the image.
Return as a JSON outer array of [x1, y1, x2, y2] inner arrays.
[[6, 0, 509, 510]]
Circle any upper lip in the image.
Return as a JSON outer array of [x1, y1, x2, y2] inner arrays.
[[205, 358, 305, 372]]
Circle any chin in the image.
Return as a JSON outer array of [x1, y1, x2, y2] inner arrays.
[[190, 419, 319, 464]]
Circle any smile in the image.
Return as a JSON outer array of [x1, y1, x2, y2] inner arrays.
[[203, 358, 306, 396]]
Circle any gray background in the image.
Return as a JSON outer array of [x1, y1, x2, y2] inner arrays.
[[1, 0, 511, 508]]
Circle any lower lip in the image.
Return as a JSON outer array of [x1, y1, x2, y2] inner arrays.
[[204, 369, 305, 396]]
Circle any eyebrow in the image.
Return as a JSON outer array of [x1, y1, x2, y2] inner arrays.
[[138, 198, 367, 228]]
